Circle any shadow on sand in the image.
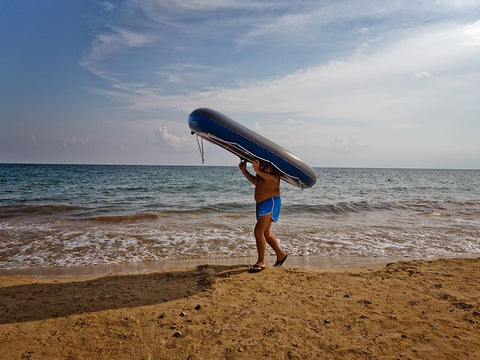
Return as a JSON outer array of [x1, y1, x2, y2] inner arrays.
[[0, 264, 247, 324]]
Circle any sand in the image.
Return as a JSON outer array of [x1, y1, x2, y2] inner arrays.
[[1, 257, 479, 359]]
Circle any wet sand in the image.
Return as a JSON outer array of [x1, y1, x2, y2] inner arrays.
[[0, 255, 417, 278], [1, 257, 479, 359]]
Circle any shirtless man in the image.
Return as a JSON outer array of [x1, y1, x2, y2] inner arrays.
[[239, 160, 288, 273]]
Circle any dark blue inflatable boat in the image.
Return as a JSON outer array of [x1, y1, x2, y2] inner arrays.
[[188, 108, 316, 189]]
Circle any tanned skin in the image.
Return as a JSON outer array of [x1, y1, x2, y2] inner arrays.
[[239, 160, 287, 270]]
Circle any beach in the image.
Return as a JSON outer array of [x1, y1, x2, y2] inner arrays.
[[1, 257, 479, 359]]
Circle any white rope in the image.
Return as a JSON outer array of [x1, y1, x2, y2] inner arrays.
[[196, 135, 205, 164]]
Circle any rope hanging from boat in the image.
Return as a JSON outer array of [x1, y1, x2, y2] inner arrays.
[[196, 135, 205, 164]]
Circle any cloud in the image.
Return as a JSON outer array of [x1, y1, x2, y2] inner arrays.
[[155, 25, 480, 114], [156, 126, 189, 151], [134, 0, 279, 39], [88, 18, 479, 168], [285, 118, 307, 126], [101, 1, 116, 12], [61, 137, 92, 149], [79, 26, 153, 81], [82, 1, 480, 91], [148, 0, 261, 11], [107, 20, 479, 127], [232, 1, 473, 49], [90, 27, 151, 60], [461, 20, 480, 45], [235, 12, 315, 48], [413, 71, 432, 78], [75, 1, 480, 167], [154, 63, 240, 90], [330, 136, 370, 152]]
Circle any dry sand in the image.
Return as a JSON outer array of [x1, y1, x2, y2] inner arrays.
[[1, 257, 479, 359]]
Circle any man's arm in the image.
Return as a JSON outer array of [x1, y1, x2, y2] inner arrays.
[[239, 161, 256, 185]]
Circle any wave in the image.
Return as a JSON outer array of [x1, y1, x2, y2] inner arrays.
[[0, 202, 253, 222], [80, 203, 253, 223], [1, 198, 479, 222], [0, 204, 83, 218], [283, 198, 480, 216], [395, 199, 480, 212], [85, 213, 161, 223], [283, 201, 393, 215]]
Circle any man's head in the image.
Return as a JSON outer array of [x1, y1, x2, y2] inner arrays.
[[259, 161, 278, 175]]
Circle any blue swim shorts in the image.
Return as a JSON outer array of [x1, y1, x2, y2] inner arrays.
[[256, 196, 281, 222]]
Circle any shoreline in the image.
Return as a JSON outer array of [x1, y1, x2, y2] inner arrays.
[[0, 254, 474, 279]]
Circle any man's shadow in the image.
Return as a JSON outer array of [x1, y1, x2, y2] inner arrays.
[[0, 264, 247, 324]]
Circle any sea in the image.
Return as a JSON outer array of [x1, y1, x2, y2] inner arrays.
[[0, 164, 479, 271]]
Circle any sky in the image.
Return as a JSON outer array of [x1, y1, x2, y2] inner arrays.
[[1, 0, 479, 168]]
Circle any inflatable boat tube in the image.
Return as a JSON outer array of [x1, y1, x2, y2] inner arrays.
[[188, 108, 316, 189]]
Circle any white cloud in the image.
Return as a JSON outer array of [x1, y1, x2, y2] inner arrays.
[[93, 27, 152, 60], [79, 26, 153, 80], [114, 21, 480, 126], [76, 1, 480, 167], [414, 71, 432, 78], [461, 20, 480, 45], [101, 2, 116, 12], [152, 0, 259, 11], [233, 1, 472, 49], [235, 12, 315, 48], [88, 19, 478, 168], [91, 27, 151, 60], [156, 126, 189, 151]]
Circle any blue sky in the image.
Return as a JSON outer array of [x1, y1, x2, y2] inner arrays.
[[1, 0, 479, 168]]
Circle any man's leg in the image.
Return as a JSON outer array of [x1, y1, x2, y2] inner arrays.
[[264, 223, 286, 263], [253, 214, 271, 267]]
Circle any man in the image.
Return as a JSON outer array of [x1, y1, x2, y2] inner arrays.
[[239, 159, 288, 273]]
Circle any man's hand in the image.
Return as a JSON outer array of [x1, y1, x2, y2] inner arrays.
[[252, 160, 260, 173], [239, 161, 247, 173]]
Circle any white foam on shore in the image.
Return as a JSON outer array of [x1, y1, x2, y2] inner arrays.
[[2, 210, 480, 270]]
